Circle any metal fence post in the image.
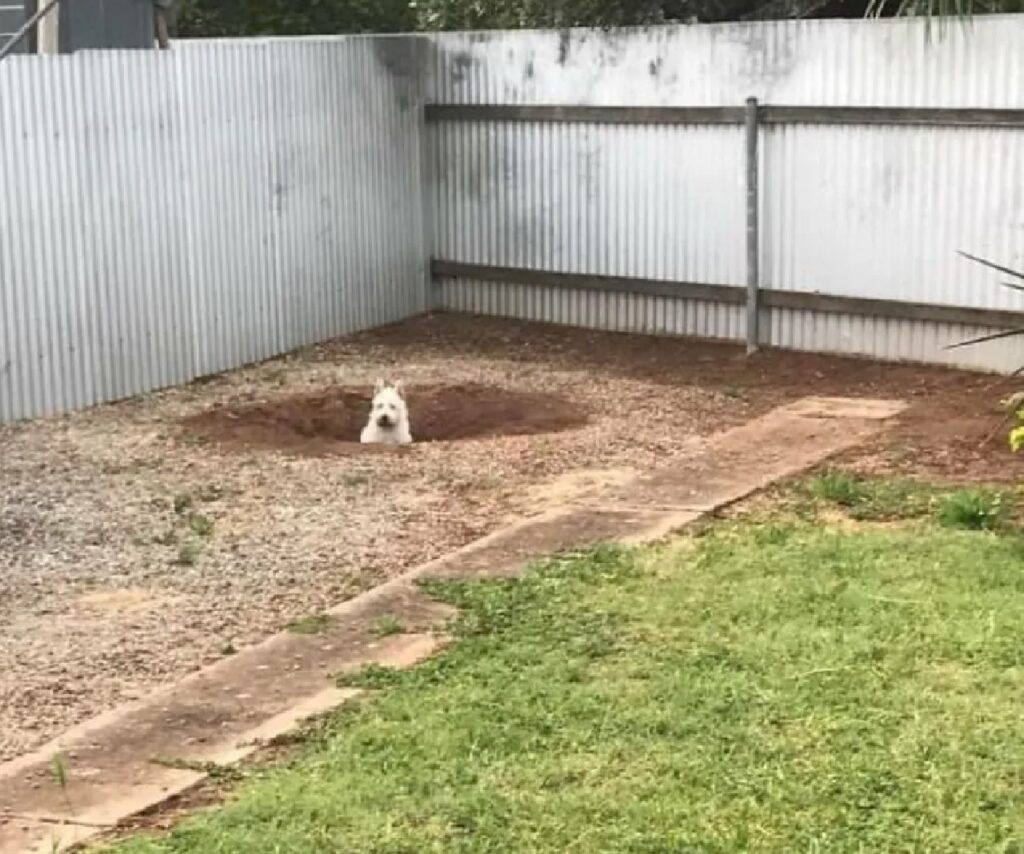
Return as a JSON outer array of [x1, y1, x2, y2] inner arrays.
[[744, 96, 760, 355]]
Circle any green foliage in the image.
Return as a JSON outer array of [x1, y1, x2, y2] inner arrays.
[[808, 470, 935, 520], [948, 253, 1024, 451], [936, 488, 1010, 531], [175, 0, 415, 38], [172, 0, 1022, 39], [1011, 421, 1024, 453], [411, 0, 664, 30], [808, 470, 1017, 528], [336, 662, 405, 689], [810, 469, 864, 507]]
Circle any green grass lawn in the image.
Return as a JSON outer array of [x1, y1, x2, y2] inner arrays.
[[107, 483, 1024, 853]]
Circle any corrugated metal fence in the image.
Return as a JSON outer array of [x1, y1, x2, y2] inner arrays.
[[0, 36, 428, 422], [424, 17, 1024, 372], [4, 19, 1024, 424]]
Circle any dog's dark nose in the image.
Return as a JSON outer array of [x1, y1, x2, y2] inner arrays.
[[377, 415, 392, 428]]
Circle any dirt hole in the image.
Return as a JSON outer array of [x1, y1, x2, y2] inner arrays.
[[180, 383, 588, 456]]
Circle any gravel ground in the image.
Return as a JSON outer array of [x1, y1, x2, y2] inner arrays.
[[0, 317, 738, 762], [3, 312, 1021, 763]]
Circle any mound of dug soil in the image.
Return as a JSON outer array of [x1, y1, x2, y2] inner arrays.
[[180, 383, 588, 456]]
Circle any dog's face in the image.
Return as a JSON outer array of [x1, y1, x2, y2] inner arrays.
[[370, 380, 406, 429]]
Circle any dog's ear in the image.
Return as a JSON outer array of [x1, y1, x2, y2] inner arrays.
[[374, 378, 386, 394], [393, 380, 405, 398]]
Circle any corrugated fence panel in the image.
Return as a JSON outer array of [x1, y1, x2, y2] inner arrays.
[[0, 51, 194, 421], [761, 124, 1024, 309], [176, 36, 429, 379], [431, 120, 745, 282], [176, 42, 281, 378], [765, 308, 1024, 374], [440, 279, 743, 340], [426, 18, 1024, 369], [429, 118, 747, 340], [0, 36, 427, 422]]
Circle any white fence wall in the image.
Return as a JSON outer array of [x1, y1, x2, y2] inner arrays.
[[3, 19, 1023, 425], [0, 36, 428, 422], [425, 18, 1024, 371]]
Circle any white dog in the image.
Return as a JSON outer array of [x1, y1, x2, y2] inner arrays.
[[360, 379, 412, 445]]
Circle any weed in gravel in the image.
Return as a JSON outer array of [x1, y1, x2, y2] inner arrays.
[[174, 540, 202, 567], [187, 513, 215, 538], [172, 493, 193, 515], [287, 614, 332, 635], [342, 472, 368, 488], [50, 752, 73, 814], [374, 615, 405, 638]]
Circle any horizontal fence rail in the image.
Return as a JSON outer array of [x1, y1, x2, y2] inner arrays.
[[425, 103, 1024, 129], [431, 261, 1024, 331]]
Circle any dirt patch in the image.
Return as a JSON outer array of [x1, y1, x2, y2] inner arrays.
[[180, 383, 587, 456]]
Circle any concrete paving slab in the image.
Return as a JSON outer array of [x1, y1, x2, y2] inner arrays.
[[604, 396, 904, 512], [781, 396, 906, 420], [0, 818, 98, 854], [424, 507, 701, 580]]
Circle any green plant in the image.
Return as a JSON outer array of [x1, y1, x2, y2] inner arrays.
[[174, 540, 202, 566], [811, 470, 865, 507], [809, 472, 938, 522], [187, 513, 215, 538], [173, 492, 194, 515], [287, 614, 333, 635], [936, 488, 1010, 531], [374, 615, 405, 637], [50, 753, 73, 813], [336, 663, 404, 689], [947, 253, 1024, 451]]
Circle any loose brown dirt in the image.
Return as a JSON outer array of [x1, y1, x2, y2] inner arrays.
[[181, 383, 588, 456]]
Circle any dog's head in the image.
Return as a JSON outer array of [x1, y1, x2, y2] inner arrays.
[[370, 379, 407, 429]]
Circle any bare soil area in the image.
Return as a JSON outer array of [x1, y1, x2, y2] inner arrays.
[[1, 312, 1021, 763], [182, 383, 587, 455]]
